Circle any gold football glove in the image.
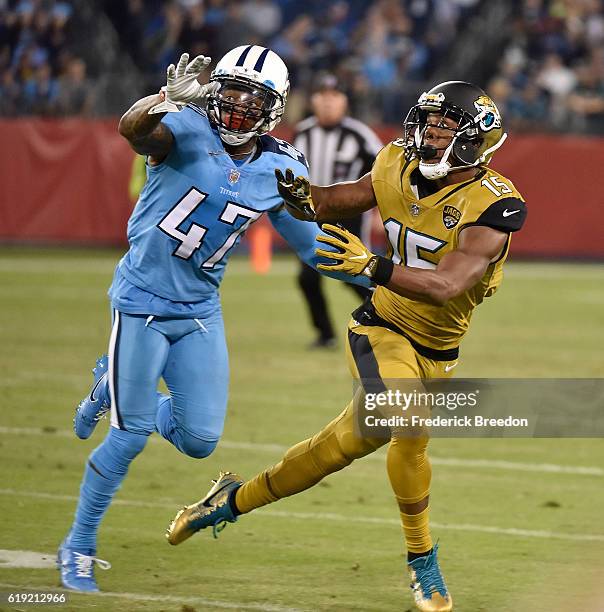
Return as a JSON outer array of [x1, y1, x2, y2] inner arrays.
[[275, 168, 316, 221], [315, 224, 377, 276], [316, 224, 395, 285]]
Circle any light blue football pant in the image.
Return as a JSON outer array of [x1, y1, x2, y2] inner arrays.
[[108, 308, 229, 454], [67, 308, 229, 550]]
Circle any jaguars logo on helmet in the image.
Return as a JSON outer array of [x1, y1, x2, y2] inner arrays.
[[473, 95, 502, 132], [403, 80, 507, 181]]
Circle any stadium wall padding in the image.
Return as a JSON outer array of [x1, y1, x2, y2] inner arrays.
[[0, 119, 602, 258]]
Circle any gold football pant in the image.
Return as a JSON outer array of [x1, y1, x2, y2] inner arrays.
[[235, 320, 456, 554]]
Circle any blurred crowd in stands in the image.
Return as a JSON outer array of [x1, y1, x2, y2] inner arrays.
[[0, 0, 93, 115], [490, 0, 604, 133], [1, 0, 603, 134]]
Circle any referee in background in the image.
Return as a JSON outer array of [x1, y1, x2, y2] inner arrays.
[[294, 73, 383, 348]]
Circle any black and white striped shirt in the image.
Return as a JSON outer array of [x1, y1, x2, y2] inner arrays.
[[293, 116, 383, 186]]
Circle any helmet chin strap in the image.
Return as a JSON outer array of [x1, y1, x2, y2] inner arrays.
[[477, 132, 507, 163], [208, 85, 275, 146], [216, 114, 267, 146], [418, 130, 508, 180], [418, 138, 456, 179], [217, 126, 255, 146]]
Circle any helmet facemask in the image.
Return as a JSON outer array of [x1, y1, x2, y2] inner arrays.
[[403, 92, 507, 180], [207, 77, 286, 146]]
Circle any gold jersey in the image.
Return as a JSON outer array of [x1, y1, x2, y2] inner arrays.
[[370, 142, 527, 351]]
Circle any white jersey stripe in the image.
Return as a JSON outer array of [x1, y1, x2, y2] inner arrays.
[[108, 309, 121, 429]]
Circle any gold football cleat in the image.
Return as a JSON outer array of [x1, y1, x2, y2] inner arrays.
[[166, 471, 243, 545], [408, 545, 453, 611]]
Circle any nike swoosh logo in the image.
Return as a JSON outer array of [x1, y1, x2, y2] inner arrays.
[[349, 253, 368, 261], [502, 209, 520, 217], [89, 373, 107, 402], [444, 362, 458, 372], [203, 480, 233, 507]]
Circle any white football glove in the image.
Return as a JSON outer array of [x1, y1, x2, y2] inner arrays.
[[149, 53, 218, 114]]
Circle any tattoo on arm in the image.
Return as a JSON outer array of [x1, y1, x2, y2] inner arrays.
[[118, 94, 174, 163]]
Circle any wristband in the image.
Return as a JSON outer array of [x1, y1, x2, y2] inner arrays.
[[363, 256, 394, 286]]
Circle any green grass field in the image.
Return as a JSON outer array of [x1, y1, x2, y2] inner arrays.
[[0, 248, 603, 612]]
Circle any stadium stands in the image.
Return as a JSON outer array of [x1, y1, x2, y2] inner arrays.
[[1, 0, 602, 132]]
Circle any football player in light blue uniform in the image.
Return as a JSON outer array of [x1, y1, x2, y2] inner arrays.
[[57, 45, 368, 592]]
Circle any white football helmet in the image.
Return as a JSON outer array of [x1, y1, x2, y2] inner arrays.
[[207, 45, 290, 146]]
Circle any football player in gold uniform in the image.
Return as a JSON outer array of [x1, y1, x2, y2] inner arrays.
[[166, 81, 527, 612]]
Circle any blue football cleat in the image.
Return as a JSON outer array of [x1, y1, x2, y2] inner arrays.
[[408, 544, 453, 611], [166, 471, 243, 545], [74, 355, 110, 440], [56, 538, 111, 592]]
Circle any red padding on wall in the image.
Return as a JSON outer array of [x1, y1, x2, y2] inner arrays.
[[0, 120, 602, 258], [491, 133, 604, 258], [0, 118, 132, 244]]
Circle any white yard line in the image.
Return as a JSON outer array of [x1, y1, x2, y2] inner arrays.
[[1, 488, 603, 543], [417, 456, 604, 476], [0, 425, 602, 477], [0, 550, 55, 569], [1, 257, 603, 279], [0, 582, 304, 611]]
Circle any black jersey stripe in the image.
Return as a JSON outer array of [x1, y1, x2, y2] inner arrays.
[[399, 158, 412, 192], [348, 330, 388, 395], [434, 169, 486, 207]]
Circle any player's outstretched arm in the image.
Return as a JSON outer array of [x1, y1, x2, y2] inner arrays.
[[313, 173, 378, 220], [119, 53, 214, 163], [118, 94, 174, 163], [267, 208, 371, 288], [316, 224, 508, 306], [384, 226, 508, 305], [276, 170, 377, 221]]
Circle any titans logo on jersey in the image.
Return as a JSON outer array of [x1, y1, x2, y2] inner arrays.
[[109, 105, 308, 317]]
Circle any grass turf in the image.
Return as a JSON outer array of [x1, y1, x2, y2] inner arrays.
[[0, 248, 603, 611]]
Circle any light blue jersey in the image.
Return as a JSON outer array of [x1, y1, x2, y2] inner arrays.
[[109, 104, 337, 318], [97, 102, 369, 448], [63, 50, 372, 589]]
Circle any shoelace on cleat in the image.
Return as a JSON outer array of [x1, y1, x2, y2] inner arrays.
[[73, 552, 111, 578], [411, 552, 447, 598], [93, 407, 109, 422], [75, 402, 109, 424], [212, 518, 228, 539]]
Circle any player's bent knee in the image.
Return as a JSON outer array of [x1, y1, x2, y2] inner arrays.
[[180, 435, 218, 459], [308, 430, 377, 475], [108, 426, 148, 456], [389, 434, 429, 458], [309, 435, 353, 474], [89, 427, 149, 475]]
